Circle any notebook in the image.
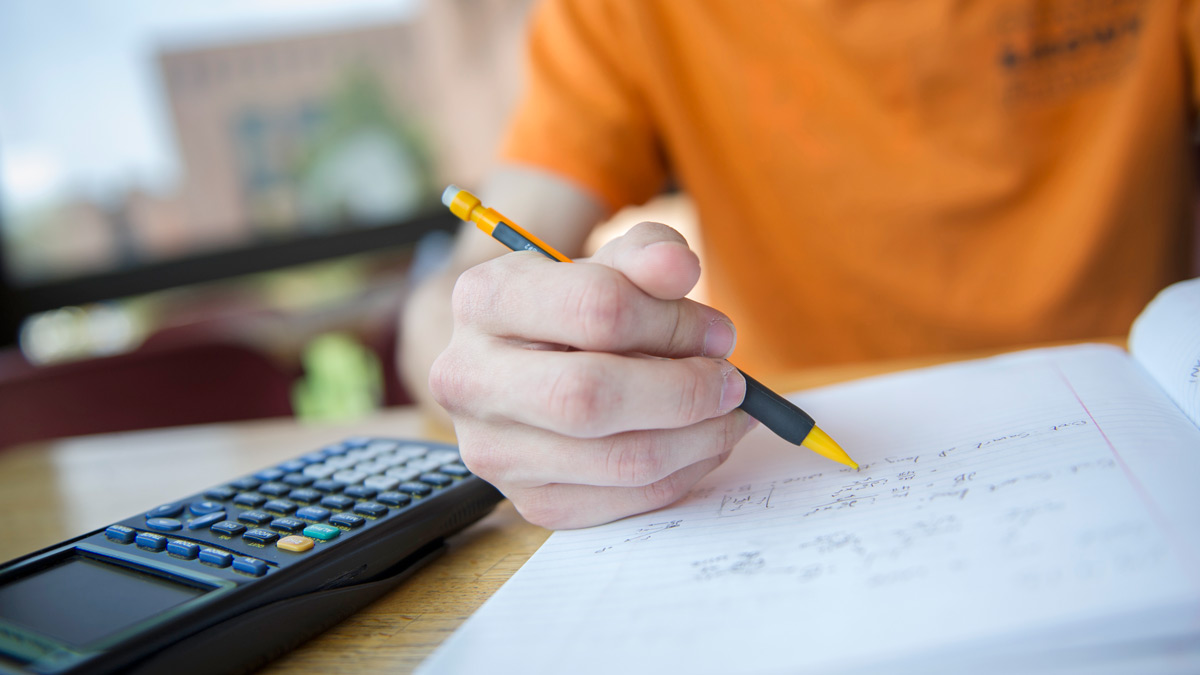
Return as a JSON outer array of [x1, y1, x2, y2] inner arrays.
[[420, 278, 1200, 674]]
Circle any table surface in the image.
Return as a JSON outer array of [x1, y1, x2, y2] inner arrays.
[[0, 339, 1119, 673]]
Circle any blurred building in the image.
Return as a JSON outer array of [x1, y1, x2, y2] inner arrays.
[[14, 0, 535, 278], [155, 0, 533, 249]]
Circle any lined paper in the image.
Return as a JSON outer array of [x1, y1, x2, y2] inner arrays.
[[421, 345, 1200, 674]]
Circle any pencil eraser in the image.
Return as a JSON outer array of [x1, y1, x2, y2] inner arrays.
[[441, 185, 461, 208]]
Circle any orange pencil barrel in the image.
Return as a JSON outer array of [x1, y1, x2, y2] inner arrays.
[[442, 185, 572, 263]]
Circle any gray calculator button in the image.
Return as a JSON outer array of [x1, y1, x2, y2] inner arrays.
[[395, 445, 428, 460], [363, 476, 400, 491], [385, 467, 420, 481], [332, 470, 367, 485], [302, 464, 337, 479]]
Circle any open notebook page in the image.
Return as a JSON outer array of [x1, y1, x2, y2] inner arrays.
[[1130, 276, 1200, 426], [419, 345, 1200, 674]]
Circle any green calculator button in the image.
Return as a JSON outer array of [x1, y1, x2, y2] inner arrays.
[[302, 524, 340, 541]]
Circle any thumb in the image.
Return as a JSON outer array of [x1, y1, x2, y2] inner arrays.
[[583, 221, 701, 301]]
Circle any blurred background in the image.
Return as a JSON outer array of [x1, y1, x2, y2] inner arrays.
[[0, 0, 541, 447]]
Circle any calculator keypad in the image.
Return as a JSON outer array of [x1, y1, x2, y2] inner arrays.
[[105, 439, 473, 579]]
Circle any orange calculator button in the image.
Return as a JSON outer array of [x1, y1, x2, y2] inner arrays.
[[276, 535, 315, 552]]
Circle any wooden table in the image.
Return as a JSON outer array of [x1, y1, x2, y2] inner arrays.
[[0, 340, 1118, 672]]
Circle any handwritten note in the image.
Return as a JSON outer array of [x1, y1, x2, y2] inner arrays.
[[420, 344, 1200, 675]]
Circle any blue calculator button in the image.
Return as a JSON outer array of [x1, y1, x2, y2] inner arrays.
[[269, 517, 305, 534], [288, 488, 321, 504], [198, 549, 233, 567], [376, 492, 412, 508], [211, 521, 246, 537], [329, 513, 366, 529], [319, 443, 349, 457], [263, 499, 297, 515], [203, 486, 237, 501], [236, 510, 272, 526], [343, 437, 370, 448], [282, 473, 315, 487], [397, 482, 433, 497], [229, 477, 260, 491], [146, 503, 184, 519], [302, 451, 329, 463], [186, 511, 226, 530], [254, 468, 285, 482], [233, 493, 267, 508], [167, 540, 200, 559], [146, 518, 183, 532], [319, 495, 354, 510], [243, 529, 279, 545], [257, 482, 291, 497], [343, 485, 378, 500], [278, 459, 307, 473], [439, 463, 471, 477], [353, 502, 388, 518], [419, 472, 454, 487], [105, 525, 136, 543], [135, 533, 167, 551], [232, 557, 269, 577], [295, 506, 331, 522], [311, 480, 346, 493], [189, 501, 224, 515]]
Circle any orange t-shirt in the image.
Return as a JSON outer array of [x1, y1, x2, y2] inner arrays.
[[501, 0, 1199, 372]]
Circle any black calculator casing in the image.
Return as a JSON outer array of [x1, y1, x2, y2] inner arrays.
[[0, 438, 502, 675]]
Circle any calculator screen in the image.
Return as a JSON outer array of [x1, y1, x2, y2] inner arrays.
[[0, 555, 207, 648]]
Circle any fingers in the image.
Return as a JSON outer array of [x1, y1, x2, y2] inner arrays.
[[435, 220, 747, 529], [455, 411, 757, 489], [452, 237, 735, 359], [506, 454, 730, 530], [432, 346, 747, 438]]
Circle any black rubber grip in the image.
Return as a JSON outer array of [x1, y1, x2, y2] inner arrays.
[[738, 369, 815, 446]]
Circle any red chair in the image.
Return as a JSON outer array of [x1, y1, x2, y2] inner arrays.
[[0, 337, 299, 450]]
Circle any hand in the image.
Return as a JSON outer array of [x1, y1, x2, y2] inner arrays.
[[429, 222, 755, 529]]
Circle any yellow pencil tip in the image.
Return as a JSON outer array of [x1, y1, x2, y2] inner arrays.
[[801, 426, 858, 469]]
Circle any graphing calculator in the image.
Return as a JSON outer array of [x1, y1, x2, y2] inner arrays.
[[0, 437, 503, 675]]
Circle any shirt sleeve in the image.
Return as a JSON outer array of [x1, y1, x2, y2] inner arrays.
[[498, 0, 667, 211]]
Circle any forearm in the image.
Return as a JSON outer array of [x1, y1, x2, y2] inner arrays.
[[400, 263, 460, 428]]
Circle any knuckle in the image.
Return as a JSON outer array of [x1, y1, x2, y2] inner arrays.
[[673, 360, 717, 424], [450, 263, 498, 325], [457, 441, 514, 485], [542, 364, 611, 436], [513, 493, 573, 530], [566, 270, 626, 348], [664, 303, 689, 354], [428, 348, 470, 412], [640, 469, 690, 510], [719, 415, 741, 452], [603, 434, 667, 487]]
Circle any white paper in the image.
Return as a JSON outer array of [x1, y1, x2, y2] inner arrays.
[[419, 345, 1200, 674], [1130, 276, 1200, 428]]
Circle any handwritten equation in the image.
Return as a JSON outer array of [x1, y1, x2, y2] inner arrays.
[[582, 414, 1165, 593]]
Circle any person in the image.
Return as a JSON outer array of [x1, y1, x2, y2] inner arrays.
[[402, 0, 1199, 529]]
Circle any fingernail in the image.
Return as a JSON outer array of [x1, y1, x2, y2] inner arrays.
[[704, 319, 737, 358], [719, 365, 746, 413]]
